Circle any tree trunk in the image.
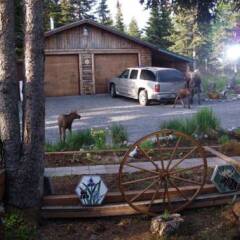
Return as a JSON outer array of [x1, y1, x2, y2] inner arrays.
[[0, 0, 21, 205], [20, 0, 45, 207]]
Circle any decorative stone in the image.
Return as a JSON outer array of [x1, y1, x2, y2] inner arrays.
[[150, 213, 184, 237], [75, 175, 108, 206]]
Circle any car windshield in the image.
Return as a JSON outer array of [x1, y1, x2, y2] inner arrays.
[[157, 70, 184, 82]]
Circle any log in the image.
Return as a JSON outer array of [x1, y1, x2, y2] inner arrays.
[[43, 184, 217, 206], [204, 146, 240, 167], [41, 191, 240, 219]]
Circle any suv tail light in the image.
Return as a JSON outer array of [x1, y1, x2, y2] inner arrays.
[[154, 83, 160, 93]]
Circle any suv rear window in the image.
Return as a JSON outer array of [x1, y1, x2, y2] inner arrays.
[[140, 70, 156, 81], [157, 70, 184, 82]]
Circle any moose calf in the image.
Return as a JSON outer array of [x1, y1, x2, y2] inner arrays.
[[58, 111, 81, 142], [173, 88, 191, 109]]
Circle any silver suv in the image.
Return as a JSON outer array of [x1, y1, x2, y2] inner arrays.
[[109, 67, 185, 106]]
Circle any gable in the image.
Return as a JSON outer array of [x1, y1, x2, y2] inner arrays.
[[45, 23, 149, 52]]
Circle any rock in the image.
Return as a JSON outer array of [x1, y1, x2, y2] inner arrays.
[[150, 213, 184, 237]]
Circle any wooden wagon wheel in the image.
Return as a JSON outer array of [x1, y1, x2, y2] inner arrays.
[[118, 129, 208, 216]]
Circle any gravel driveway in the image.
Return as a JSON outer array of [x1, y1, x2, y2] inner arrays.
[[46, 94, 240, 143]]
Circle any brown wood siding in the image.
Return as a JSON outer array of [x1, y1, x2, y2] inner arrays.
[[94, 54, 139, 94], [44, 55, 80, 96], [45, 25, 151, 55]]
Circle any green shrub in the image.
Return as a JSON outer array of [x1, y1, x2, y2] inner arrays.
[[194, 107, 220, 134], [160, 108, 220, 137], [45, 129, 95, 152], [140, 140, 155, 149], [218, 135, 230, 145], [91, 128, 106, 149], [202, 74, 228, 93], [111, 124, 128, 146], [161, 119, 186, 133], [66, 130, 94, 150], [4, 211, 36, 240]]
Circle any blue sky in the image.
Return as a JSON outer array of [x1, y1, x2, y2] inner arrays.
[[106, 0, 150, 29]]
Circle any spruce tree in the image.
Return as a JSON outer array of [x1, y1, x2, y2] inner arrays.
[[168, 7, 205, 59], [96, 0, 113, 26], [128, 17, 141, 38], [44, 0, 62, 30], [115, 0, 125, 32], [145, 4, 173, 49], [70, 0, 96, 21], [59, 0, 74, 25]]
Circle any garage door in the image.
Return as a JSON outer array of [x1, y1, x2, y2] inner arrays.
[[44, 55, 80, 97], [94, 54, 139, 94]]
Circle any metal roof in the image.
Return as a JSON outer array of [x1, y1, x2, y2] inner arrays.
[[45, 19, 193, 63]]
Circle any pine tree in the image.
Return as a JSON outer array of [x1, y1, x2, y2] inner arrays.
[[209, 2, 240, 70], [115, 0, 125, 32], [70, 0, 96, 21], [168, 7, 205, 59], [145, 4, 173, 49], [128, 17, 141, 38], [96, 0, 113, 26], [44, 0, 62, 30], [59, 0, 74, 25]]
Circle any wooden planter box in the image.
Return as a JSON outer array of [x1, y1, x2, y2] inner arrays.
[[0, 169, 5, 201]]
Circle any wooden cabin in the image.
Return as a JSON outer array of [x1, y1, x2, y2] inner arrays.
[[43, 19, 192, 97]]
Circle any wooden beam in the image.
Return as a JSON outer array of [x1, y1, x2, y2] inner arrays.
[[45, 49, 141, 55], [43, 184, 217, 206], [45, 145, 221, 157], [41, 191, 240, 218], [204, 146, 240, 167]]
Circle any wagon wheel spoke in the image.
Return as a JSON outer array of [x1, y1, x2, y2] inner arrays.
[[125, 163, 159, 175], [122, 175, 159, 186], [165, 179, 173, 211], [147, 180, 161, 211], [170, 175, 202, 186], [168, 178, 190, 201], [166, 136, 182, 171], [154, 133, 165, 170], [137, 145, 159, 169], [130, 178, 159, 202], [170, 147, 197, 170], [170, 164, 204, 176]]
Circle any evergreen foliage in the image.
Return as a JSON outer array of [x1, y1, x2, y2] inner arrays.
[[115, 0, 125, 32], [167, 7, 205, 59], [59, 0, 75, 25], [70, 0, 96, 21], [128, 18, 141, 38], [44, 0, 62, 30], [145, 4, 173, 49], [96, 0, 113, 26]]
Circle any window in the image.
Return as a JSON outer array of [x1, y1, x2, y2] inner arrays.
[[119, 70, 130, 79], [157, 70, 184, 82], [140, 70, 156, 81], [130, 70, 138, 79]]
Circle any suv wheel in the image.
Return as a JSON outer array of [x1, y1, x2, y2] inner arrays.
[[110, 84, 117, 98], [139, 90, 148, 106]]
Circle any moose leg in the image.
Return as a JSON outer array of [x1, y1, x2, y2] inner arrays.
[[173, 96, 179, 108], [59, 126, 62, 142], [62, 129, 66, 142], [180, 98, 185, 108]]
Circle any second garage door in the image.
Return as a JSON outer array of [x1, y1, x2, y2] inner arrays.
[[44, 55, 80, 97], [94, 54, 139, 94]]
